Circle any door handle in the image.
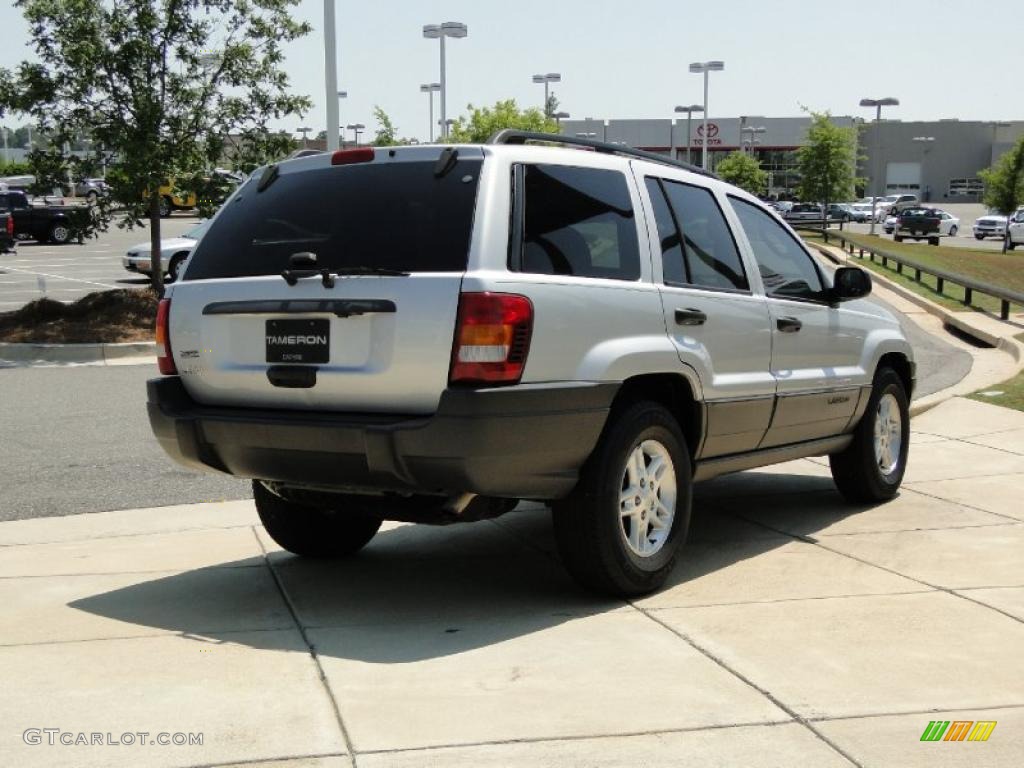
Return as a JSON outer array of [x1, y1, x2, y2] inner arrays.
[[675, 308, 707, 326], [777, 316, 802, 333]]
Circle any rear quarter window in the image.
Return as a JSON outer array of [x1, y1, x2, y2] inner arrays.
[[513, 164, 641, 281]]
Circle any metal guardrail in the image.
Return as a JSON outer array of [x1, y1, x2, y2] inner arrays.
[[823, 231, 1024, 321]]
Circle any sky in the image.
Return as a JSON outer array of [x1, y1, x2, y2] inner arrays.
[[0, 0, 1019, 142]]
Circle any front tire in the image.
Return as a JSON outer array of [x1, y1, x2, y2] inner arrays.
[[975, 234, 985, 240], [253, 481, 382, 558], [949, 225, 958, 237], [553, 401, 692, 597], [829, 368, 910, 503], [166, 253, 187, 283]]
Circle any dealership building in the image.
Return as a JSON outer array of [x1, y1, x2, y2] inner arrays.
[[561, 115, 1024, 202]]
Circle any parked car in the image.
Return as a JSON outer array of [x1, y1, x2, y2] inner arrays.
[[894, 207, 945, 245], [0, 190, 84, 244], [936, 210, 960, 237], [973, 214, 1008, 240], [826, 203, 852, 221], [147, 135, 915, 597], [74, 178, 110, 201], [123, 220, 209, 282], [783, 203, 825, 221], [1007, 208, 1024, 251], [883, 213, 899, 234], [848, 203, 874, 222]]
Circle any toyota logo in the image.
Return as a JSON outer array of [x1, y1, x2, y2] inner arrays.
[[697, 123, 719, 139]]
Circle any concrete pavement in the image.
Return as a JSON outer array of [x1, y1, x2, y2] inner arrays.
[[0, 396, 1022, 767]]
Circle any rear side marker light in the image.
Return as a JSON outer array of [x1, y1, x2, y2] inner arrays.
[[450, 292, 533, 385], [155, 298, 177, 375], [331, 147, 375, 166]]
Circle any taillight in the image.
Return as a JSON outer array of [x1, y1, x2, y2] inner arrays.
[[155, 298, 176, 375], [331, 147, 375, 166], [450, 292, 533, 385], [5, 216, 11, 236]]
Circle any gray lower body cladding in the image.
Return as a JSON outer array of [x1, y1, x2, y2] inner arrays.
[[147, 377, 617, 499]]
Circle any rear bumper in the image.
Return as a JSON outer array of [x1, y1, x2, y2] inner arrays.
[[147, 377, 617, 500]]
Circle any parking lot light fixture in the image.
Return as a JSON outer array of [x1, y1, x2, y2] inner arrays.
[[674, 104, 704, 165], [346, 123, 365, 145], [860, 97, 900, 234], [742, 125, 766, 155], [532, 72, 561, 113], [420, 83, 441, 142], [689, 61, 724, 170], [296, 126, 312, 148], [423, 21, 468, 139], [553, 111, 570, 127]]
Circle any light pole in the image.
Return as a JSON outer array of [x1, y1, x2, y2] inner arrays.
[[741, 125, 766, 155], [296, 126, 312, 148], [532, 73, 561, 114], [688, 61, 724, 170], [1, 126, 8, 164], [553, 111, 570, 128], [346, 123, 365, 145], [860, 97, 900, 234], [420, 83, 441, 142], [912, 136, 935, 202], [423, 21, 468, 139], [674, 104, 704, 165], [323, 0, 340, 151]]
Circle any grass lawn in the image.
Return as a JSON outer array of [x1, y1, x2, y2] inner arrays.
[[804, 231, 1024, 315], [970, 371, 1024, 412]]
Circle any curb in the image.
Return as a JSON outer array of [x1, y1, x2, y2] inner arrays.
[[0, 341, 157, 365], [811, 241, 1024, 416]]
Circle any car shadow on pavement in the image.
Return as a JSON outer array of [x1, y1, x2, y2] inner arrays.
[[68, 470, 880, 664]]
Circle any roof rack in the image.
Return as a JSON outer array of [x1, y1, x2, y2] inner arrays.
[[486, 129, 716, 178]]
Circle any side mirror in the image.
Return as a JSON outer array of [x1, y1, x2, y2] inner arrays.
[[831, 267, 872, 303]]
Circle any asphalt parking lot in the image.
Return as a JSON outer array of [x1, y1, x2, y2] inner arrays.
[[840, 203, 1012, 252], [0, 214, 199, 311]]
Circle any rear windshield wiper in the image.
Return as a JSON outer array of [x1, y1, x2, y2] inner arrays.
[[332, 266, 411, 277]]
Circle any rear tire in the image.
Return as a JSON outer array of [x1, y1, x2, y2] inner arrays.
[[253, 481, 382, 558], [158, 196, 172, 218], [48, 223, 70, 244], [829, 368, 910, 503], [552, 401, 692, 597]]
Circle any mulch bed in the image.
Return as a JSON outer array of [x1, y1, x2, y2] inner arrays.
[[0, 289, 158, 343]]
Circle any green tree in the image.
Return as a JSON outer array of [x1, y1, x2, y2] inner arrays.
[[447, 99, 559, 143], [980, 134, 1024, 252], [796, 111, 859, 212], [545, 92, 560, 119], [371, 106, 415, 147], [715, 151, 767, 196], [0, 0, 311, 291]]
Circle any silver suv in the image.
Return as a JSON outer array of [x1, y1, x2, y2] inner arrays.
[[148, 132, 915, 597]]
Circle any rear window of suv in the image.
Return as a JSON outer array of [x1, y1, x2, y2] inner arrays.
[[185, 158, 482, 280]]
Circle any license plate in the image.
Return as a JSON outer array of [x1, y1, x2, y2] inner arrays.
[[265, 319, 329, 364]]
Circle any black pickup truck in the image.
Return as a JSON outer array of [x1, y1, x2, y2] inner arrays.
[[894, 207, 941, 246], [0, 191, 84, 244]]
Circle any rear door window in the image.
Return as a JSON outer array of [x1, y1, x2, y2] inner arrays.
[[185, 159, 482, 280], [514, 164, 640, 280]]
